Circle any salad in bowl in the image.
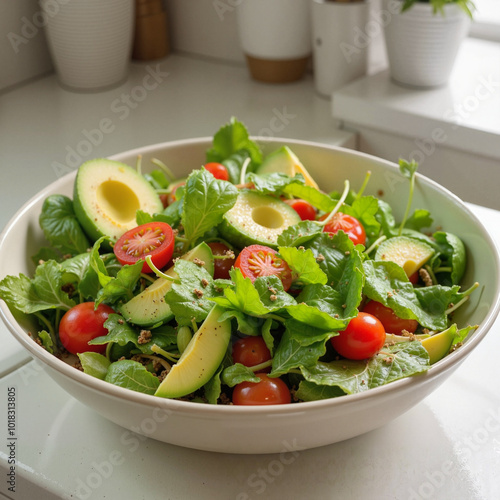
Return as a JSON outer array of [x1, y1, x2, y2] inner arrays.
[[0, 118, 496, 453]]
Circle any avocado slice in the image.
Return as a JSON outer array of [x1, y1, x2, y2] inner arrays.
[[219, 191, 301, 249], [421, 326, 456, 364], [155, 305, 231, 399], [375, 236, 435, 278], [73, 159, 163, 243], [119, 242, 214, 327], [257, 146, 319, 189]]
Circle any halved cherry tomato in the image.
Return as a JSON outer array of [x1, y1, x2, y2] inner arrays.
[[232, 336, 271, 372], [59, 302, 114, 355], [114, 222, 175, 273], [204, 162, 230, 181], [232, 373, 291, 405], [319, 212, 366, 246], [362, 300, 418, 335], [331, 312, 386, 360], [207, 241, 236, 280], [234, 245, 293, 291], [283, 198, 317, 221]]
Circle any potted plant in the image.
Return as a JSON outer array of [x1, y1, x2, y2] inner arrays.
[[383, 0, 475, 88]]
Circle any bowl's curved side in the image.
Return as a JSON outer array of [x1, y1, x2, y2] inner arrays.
[[1, 137, 499, 454]]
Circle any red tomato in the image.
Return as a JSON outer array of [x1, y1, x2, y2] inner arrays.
[[320, 212, 366, 246], [114, 222, 175, 273], [234, 245, 293, 292], [207, 241, 236, 280], [232, 373, 291, 405], [409, 271, 419, 285], [283, 198, 316, 221], [232, 336, 271, 372], [59, 302, 114, 355], [204, 162, 230, 181], [362, 300, 418, 335], [331, 312, 386, 360]]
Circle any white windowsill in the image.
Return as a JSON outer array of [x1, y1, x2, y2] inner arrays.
[[333, 37, 500, 162]]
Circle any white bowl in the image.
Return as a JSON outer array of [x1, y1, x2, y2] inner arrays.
[[1, 138, 499, 454]]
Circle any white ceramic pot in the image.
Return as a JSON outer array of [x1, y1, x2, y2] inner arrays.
[[236, 0, 312, 83], [41, 0, 135, 91], [383, 0, 470, 88], [311, 0, 369, 98]]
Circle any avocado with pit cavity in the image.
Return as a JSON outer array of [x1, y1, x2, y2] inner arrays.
[[375, 236, 435, 278], [73, 159, 163, 243], [119, 242, 214, 327], [155, 305, 232, 399], [218, 191, 301, 249], [256, 146, 319, 189]]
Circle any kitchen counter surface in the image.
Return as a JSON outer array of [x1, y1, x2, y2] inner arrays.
[[1, 54, 499, 500]]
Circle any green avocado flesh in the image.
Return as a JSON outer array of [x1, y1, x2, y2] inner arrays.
[[155, 305, 231, 399], [219, 191, 301, 249], [119, 243, 214, 327], [375, 236, 434, 277], [421, 327, 455, 364], [73, 159, 163, 243]]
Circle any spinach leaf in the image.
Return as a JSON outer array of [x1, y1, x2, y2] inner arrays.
[[301, 341, 429, 394], [278, 246, 328, 286], [295, 380, 345, 401], [282, 183, 337, 212], [433, 231, 466, 285], [181, 169, 238, 248], [277, 220, 322, 247], [222, 363, 260, 387], [105, 360, 159, 395], [247, 172, 305, 195], [39, 194, 90, 255], [78, 352, 110, 380]]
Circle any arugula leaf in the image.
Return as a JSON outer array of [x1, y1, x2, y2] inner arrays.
[[95, 260, 143, 307], [278, 246, 327, 286], [181, 169, 238, 248], [222, 363, 260, 387], [277, 220, 322, 247], [301, 341, 429, 395], [270, 329, 327, 377], [0, 260, 75, 315], [39, 194, 90, 256], [247, 172, 305, 195], [282, 183, 337, 212], [38, 330, 54, 353], [165, 260, 220, 326], [78, 352, 110, 380], [205, 117, 262, 167], [104, 360, 159, 395], [90, 313, 139, 347]]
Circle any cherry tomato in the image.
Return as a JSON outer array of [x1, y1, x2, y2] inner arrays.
[[319, 212, 366, 246], [232, 336, 271, 372], [59, 302, 114, 355], [207, 241, 236, 280], [409, 271, 419, 285], [204, 162, 230, 181], [331, 312, 386, 360], [165, 181, 186, 206], [283, 198, 316, 221], [234, 245, 293, 292], [362, 300, 418, 335], [232, 373, 291, 405], [114, 222, 175, 273]]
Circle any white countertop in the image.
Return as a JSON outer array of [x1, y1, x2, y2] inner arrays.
[[1, 54, 500, 500]]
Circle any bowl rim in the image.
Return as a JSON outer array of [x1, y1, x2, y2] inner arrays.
[[1, 135, 500, 417]]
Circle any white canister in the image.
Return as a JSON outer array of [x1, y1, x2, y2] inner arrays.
[[311, 0, 369, 98], [236, 0, 312, 83], [41, 0, 135, 91], [383, 0, 470, 88]]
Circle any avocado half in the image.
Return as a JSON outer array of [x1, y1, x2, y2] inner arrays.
[[73, 159, 163, 243], [219, 191, 301, 249]]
